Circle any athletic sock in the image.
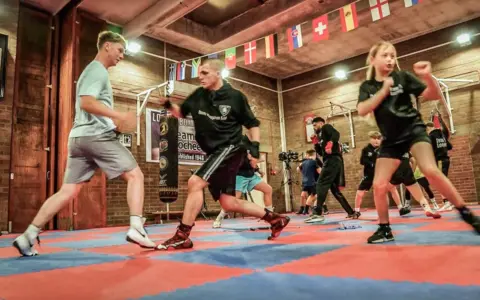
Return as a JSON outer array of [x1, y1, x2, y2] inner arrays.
[[355, 208, 360, 212], [25, 224, 41, 240], [405, 199, 411, 207], [397, 204, 403, 209], [418, 199, 432, 212], [217, 209, 227, 219], [265, 205, 274, 212]]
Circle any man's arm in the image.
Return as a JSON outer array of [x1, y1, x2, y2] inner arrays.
[[237, 92, 261, 157], [164, 101, 184, 119]]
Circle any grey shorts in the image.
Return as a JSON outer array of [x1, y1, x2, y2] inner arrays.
[[64, 131, 138, 184]]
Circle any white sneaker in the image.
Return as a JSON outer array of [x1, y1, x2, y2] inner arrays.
[[304, 214, 325, 224], [212, 219, 222, 228], [13, 234, 39, 257], [126, 227, 156, 248], [431, 201, 440, 210], [439, 201, 454, 212]]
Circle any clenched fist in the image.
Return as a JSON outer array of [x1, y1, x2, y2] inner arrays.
[[413, 61, 432, 77]]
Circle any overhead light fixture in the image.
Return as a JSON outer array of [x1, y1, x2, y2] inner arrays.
[[221, 69, 230, 78], [126, 41, 142, 54], [456, 33, 471, 46], [335, 69, 347, 80]]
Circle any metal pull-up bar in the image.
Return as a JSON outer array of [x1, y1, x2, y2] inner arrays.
[[328, 101, 356, 149], [136, 81, 171, 146]]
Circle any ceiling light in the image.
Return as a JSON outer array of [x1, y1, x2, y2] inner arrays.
[[126, 41, 141, 54], [221, 69, 230, 78], [335, 69, 347, 80], [456, 33, 471, 46]]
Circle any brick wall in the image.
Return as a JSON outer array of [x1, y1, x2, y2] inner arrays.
[[282, 18, 480, 211], [0, 0, 19, 231]]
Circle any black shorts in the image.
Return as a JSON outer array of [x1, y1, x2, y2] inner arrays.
[[437, 158, 450, 176], [302, 185, 316, 195], [378, 125, 431, 160], [358, 176, 373, 191], [390, 159, 416, 186], [194, 145, 245, 201]]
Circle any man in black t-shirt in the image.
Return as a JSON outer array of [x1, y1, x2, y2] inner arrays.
[[158, 59, 290, 249], [426, 122, 453, 211], [357, 43, 479, 244], [305, 117, 355, 224]]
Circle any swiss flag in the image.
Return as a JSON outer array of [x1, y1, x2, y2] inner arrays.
[[312, 15, 329, 42]]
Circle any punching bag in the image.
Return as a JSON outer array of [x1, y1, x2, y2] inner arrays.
[[158, 112, 178, 203]]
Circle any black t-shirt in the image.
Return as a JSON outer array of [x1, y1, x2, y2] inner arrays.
[[360, 143, 378, 176], [429, 129, 451, 160], [180, 81, 260, 155], [313, 124, 342, 160], [358, 71, 427, 144]]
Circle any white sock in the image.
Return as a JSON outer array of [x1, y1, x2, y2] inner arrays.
[[266, 205, 273, 211], [217, 209, 226, 220], [130, 215, 144, 229], [355, 208, 360, 212], [419, 200, 432, 212], [397, 204, 403, 209], [25, 224, 41, 240], [405, 200, 411, 207], [430, 198, 437, 204]]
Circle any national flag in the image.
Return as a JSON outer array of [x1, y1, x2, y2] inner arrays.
[[208, 53, 218, 59], [340, 3, 359, 32], [191, 58, 200, 78], [168, 63, 176, 81], [404, 0, 422, 7], [244, 41, 257, 65], [176, 61, 185, 80], [225, 47, 236, 69], [265, 34, 278, 58], [287, 24, 303, 51], [369, 0, 390, 22], [312, 15, 329, 42]]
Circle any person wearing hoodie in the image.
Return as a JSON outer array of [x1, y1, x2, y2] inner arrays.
[[156, 59, 290, 250]]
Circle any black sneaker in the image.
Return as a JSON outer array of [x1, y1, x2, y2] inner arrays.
[[458, 207, 480, 234], [399, 207, 411, 216], [367, 225, 395, 244]]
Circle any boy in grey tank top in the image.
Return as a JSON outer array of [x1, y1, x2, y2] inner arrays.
[[13, 31, 156, 256]]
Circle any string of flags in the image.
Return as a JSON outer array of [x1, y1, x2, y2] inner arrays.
[[168, 0, 423, 81]]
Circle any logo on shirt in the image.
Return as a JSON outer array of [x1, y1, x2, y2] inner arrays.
[[198, 110, 228, 121], [368, 152, 373, 157], [390, 84, 404, 96], [218, 105, 231, 117], [159, 156, 168, 170]]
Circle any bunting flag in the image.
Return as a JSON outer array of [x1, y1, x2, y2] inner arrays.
[[265, 34, 278, 58], [312, 15, 329, 41], [404, 0, 422, 7], [225, 47, 236, 69], [244, 41, 257, 65], [340, 3, 359, 32], [369, 0, 390, 22], [191, 58, 200, 78], [176, 61, 186, 80], [168, 63, 177, 81], [208, 53, 218, 59], [287, 24, 303, 51]]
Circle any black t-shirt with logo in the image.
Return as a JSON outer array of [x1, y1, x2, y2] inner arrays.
[[429, 129, 452, 160], [357, 71, 427, 144], [180, 81, 260, 155], [360, 143, 378, 177]]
